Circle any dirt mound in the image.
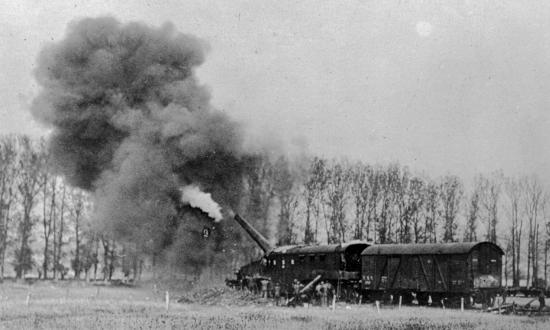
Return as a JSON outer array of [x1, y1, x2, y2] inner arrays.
[[177, 287, 268, 306]]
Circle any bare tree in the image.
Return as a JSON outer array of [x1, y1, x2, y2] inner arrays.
[[523, 176, 545, 287], [244, 155, 275, 238], [397, 173, 425, 244], [440, 175, 463, 243], [394, 167, 411, 243], [13, 137, 44, 279], [101, 236, 117, 281], [410, 177, 427, 243], [272, 156, 300, 245], [364, 167, 382, 242], [303, 157, 328, 243], [53, 181, 68, 279], [323, 161, 351, 243], [40, 171, 56, 279], [479, 173, 502, 244], [423, 180, 440, 243], [464, 185, 481, 242], [545, 219, 550, 289], [377, 165, 397, 243], [0, 135, 18, 281], [68, 187, 88, 279], [350, 163, 371, 240], [504, 177, 524, 287]]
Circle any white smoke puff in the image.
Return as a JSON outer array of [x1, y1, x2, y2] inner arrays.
[[181, 185, 223, 221]]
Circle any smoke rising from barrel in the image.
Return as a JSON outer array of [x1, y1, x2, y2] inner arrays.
[[181, 185, 222, 221], [31, 16, 248, 271]]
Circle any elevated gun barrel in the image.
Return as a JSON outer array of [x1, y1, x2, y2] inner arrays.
[[234, 214, 273, 254]]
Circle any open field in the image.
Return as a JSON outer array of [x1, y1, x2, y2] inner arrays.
[[0, 282, 548, 329]]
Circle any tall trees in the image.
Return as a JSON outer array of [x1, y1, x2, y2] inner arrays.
[[504, 177, 524, 287], [39, 154, 57, 279], [303, 157, 328, 244], [272, 156, 300, 245], [244, 156, 275, 237], [69, 188, 88, 279], [464, 186, 481, 242], [323, 162, 351, 243], [350, 163, 371, 240], [423, 180, 440, 243], [440, 175, 463, 243], [524, 177, 545, 287], [545, 218, 550, 289], [13, 137, 44, 279], [394, 167, 411, 244], [52, 182, 67, 279], [0, 136, 18, 281], [5, 132, 550, 282], [377, 168, 393, 243], [479, 173, 502, 244]]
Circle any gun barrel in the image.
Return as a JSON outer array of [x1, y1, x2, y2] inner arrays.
[[300, 275, 322, 294], [234, 214, 273, 254]]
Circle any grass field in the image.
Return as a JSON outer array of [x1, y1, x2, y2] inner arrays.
[[0, 281, 548, 329]]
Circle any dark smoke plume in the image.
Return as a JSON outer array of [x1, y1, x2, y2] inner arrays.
[[31, 17, 250, 271]]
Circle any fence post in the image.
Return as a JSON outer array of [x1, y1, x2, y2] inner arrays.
[[375, 300, 380, 314], [25, 292, 31, 307], [461, 297, 464, 312], [399, 295, 402, 310], [165, 291, 170, 311]]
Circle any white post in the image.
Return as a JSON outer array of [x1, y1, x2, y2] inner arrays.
[[25, 292, 30, 306], [428, 295, 432, 306], [399, 295, 402, 310], [441, 299, 445, 310], [461, 297, 464, 312], [165, 291, 170, 311], [375, 300, 380, 314], [332, 294, 336, 311]]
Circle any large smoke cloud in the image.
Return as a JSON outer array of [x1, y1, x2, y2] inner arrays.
[[31, 17, 250, 270]]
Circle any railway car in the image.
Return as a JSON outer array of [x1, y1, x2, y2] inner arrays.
[[264, 242, 369, 297], [232, 214, 368, 297], [361, 242, 503, 306]]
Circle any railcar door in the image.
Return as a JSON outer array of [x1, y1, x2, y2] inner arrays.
[[419, 255, 436, 291], [386, 256, 401, 290], [448, 255, 466, 292]]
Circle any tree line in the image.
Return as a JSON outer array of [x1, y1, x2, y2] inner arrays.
[[242, 155, 550, 289], [1, 134, 549, 289], [0, 135, 140, 282]]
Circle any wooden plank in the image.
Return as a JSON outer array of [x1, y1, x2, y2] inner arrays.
[[389, 256, 403, 289], [374, 257, 388, 290], [417, 256, 431, 291], [434, 257, 448, 291]]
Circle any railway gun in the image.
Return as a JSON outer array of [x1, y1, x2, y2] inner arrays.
[[228, 214, 508, 310]]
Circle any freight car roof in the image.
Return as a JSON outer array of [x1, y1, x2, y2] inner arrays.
[[361, 242, 503, 256], [270, 241, 370, 255]]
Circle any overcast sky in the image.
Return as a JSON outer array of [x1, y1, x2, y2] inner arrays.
[[2, 0, 550, 182]]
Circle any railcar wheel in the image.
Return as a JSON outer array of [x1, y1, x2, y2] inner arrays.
[[417, 293, 429, 306], [486, 294, 496, 307], [400, 292, 414, 305], [463, 296, 473, 308]]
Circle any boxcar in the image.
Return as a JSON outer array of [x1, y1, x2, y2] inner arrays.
[[361, 242, 503, 306]]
